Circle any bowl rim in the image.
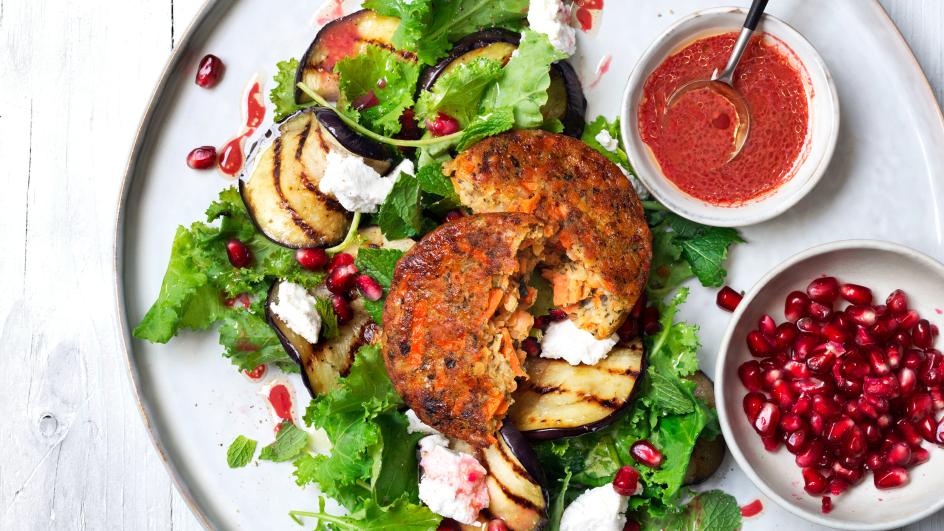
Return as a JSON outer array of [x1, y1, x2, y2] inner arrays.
[[619, 7, 840, 227], [714, 239, 944, 530]]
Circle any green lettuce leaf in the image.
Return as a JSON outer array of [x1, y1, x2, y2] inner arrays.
[[315, 297, 340, 340], [372, 413, 425, 506], [218, 309, 299, 373], [270, 58, 303, 122], [355, 248, 406, 323], [292, 496, 441, 530], [647, 211, 744, 295], [414, 57, 504, 126], [335, 45, 421, 136]]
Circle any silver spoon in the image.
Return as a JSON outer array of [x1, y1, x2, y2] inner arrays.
[[665, 0, 770, 161]]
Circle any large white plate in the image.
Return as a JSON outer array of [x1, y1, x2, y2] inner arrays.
[[116, 1, 944, 529]]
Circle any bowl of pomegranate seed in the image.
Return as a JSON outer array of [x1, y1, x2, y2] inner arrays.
[[716, 240, 944, 529]]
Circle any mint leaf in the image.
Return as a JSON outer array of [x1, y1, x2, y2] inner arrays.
[[641, 490, 742, 531], [581, 115, 631, 169], [414, 58, 504, 126], [377, 174, 423, 239], [315, 297, 340, 340], [271, 58, 303, 122], [647, 371, 696, 415], [415, 163, 459, 202], [335, 45, 421, 136], [665, 216, 744, 288], [457, 108, 515, 151], [226, 435, 257, 468], [355, 248, 404, 289], [259, 421, 308, 463], [372, 413, 425, 506], [218, 308, 298, 373]]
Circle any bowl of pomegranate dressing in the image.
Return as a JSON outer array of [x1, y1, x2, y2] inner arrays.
[[621, 8, 838, 227]]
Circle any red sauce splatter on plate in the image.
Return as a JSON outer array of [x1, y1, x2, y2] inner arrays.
[[219, 79, 266, 177], [267, 383, 294, 423], [574, 0, 603, 31], [740, 499, 763, 517], [638, 32, 810, 205], [588, 54, 612, 89], [316, 0, 345, 26]]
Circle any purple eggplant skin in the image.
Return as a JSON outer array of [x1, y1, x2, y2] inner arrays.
[[519, 343, 648, 442], [264, 282, 319, 397], [497, 423, 550, 531], [683, 371, 726, 485], [552, 60, 587, 138], [417, 28, 521, 92], [314, 107, 392, 161]]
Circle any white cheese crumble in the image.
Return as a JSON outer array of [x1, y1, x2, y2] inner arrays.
[[559, 485, 629, 531], [318, 150, 399, 213], [405, 409, 441, 435], [418, 435, 490, 524], [595, 129, 620, 153], [617, 164, 650, 199], [540, 319, 619, 366], [270, 281, 321, 343], [527, 0, 577, 56]]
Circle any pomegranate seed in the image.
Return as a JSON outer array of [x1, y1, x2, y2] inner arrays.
[[352, 91, 379, 110], [862, 393, 889, 412], [809, 413, 826, 436], [821, 321, 847, 343], [841, 355, 871, 379], [871, 317, 898, 340], [295, 248, 328, 270], [796, 317, 822, 335], [808, 302, 833, 322], [898, 310, 920, 330], [486, 519, 508, 531], [874, 467, 909, 489], [866, 452, 885, 471], [806, 350, 837, 374], [846, 305, 878, 327], [771, 380, 795, 408], [828, 478, 849, 496], [854, 326, 878, 347], [796, 440, 824, 467], [630, 440, 664, 468], [226, 239, 252, 268], [886, 289, 909, 314], [877, 413, 893, 429], [863, 375, 900, 398], [187, 146, 217, 169], [807, 277, 840, 304], [886, 442, 912, 466], [826, 416, 855, 444], [773, 323, 798, 350], [785, 291, 811, 322], [784, 360, 811, 379], [243, 364, 266, 380], [758, 314, 777, 337], [443, 210, 465, 223], [803, 468, 828, 495], [842, 428, 866, 457], [793, 333, 823, 360], [548, 308, 568, 322], [611, 466, 640, 496], [917, 415, 937, 442], [864, 422, 882, 444], [195, 54, 224, 88], [622, 520, 641, 531], [792, 395, 812, 416], [897, 419, 924, 448], [936, 418, 944, 444], [762, 435, 780, 451], [887, 343, 904, 368], [716, 286, 742, 311], [930, 387, 944, 411], [812, 395, 841, 418], [427, 112, 460, 136], [355, 274, 384, 301], [910, 447, 930, 465], [914, 320, 934, 349], [642, 307, 662, 335], [899, 367, 918, 397], [919, 351, 944, 386], [780, 414, 804, 432], [762, 368, 783, 389], [437, 519, 461, 531], [738, 360, 764, 391], [840, 283, 872, 304], [753, 402, 781, 436], [617, 317, 639, 342], [905, 393, 933, 422], [867, 347, 890, 376], [327, 264, 358, 294], [331, 294, 353, 324], [328, 252, 354, 271], [746, 330, 773, 357], [786, 429, 810, 454], [521, 337, 541, 356]]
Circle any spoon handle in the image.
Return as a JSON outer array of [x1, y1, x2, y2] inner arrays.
[[714, 0, 769, 84]]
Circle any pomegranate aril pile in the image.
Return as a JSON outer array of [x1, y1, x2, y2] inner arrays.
[[737, 277, 943, 509]]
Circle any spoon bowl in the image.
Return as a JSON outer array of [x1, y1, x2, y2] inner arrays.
[[665, 78, 751, 161]]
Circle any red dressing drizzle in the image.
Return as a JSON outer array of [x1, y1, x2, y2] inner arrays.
[[574, 0, 604, 32], [740, 499, 763, 518], [315, 0, 345, 26], [219, 78, 265, 177], [588, 54, 612, 89], [267, 383, 294, 423]]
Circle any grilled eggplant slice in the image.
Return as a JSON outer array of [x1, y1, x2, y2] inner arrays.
[[266, 282, 378, 395], [683, 371, 726, 485], [508, 338, 645, 440], [295, 9, 411, 103], [418, 29, 586, 137], [240, 109, 391, 248], [454, 425, 548, 531]]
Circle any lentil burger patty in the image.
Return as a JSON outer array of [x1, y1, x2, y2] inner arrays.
[[446, 130, 652, 338], [383, 213, 546, 447]]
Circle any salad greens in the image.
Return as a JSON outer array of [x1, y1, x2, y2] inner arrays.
[[335, 45, 422, 136], [226, 435, 257, 468], [414, 58, 505, 127]]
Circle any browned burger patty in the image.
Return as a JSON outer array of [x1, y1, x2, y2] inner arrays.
[[382, 213, 546, 447], [446, 130, 652, 338]]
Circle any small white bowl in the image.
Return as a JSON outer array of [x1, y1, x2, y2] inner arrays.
[[620, 8, 839, 227], [716, 240, 944, 530]]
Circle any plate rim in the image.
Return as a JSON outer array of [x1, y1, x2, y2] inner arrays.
[[112, 1, 944, 529]]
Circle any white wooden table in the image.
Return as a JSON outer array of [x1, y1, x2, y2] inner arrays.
[[0, 1, 940, 529]]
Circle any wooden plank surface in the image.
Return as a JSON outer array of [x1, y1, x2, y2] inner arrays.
[[0, 1, 939, 529]]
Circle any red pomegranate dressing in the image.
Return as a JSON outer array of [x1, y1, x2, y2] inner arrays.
[[638, 32, 809, 205], [267, 383, 294, 423], [588, 54, 612, 89], [219, 79, 266, 177], [574, 0, 603, 32], [740, 499, 763, 517]]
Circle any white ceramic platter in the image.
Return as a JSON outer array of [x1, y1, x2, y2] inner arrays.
[[116, 1, 944, 529]]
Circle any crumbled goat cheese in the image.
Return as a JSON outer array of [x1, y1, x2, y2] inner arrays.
[[269, 281, 321, 343], [406, 409, 441, 435], [528, 0, 577, 55], [319, 150, 399, 213], [560, 485, 629, 531], [595, 129, 620, 153], [418, 435, 490, 524], [540, 319, 618, 366]]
